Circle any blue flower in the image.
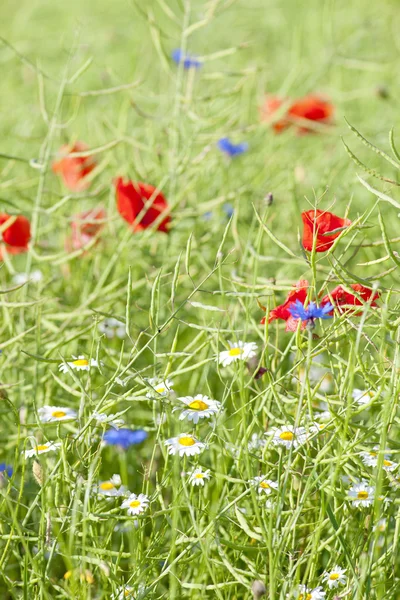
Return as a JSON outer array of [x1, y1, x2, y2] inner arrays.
[[289, 300, 334, 322], [223, 203, 234, 218], [103, 428, 148, 449], [0, 463, 13, 477], [217, 137, 248, 157], [171, 49, 202, 69]]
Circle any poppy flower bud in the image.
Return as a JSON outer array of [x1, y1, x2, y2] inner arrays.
[[265, 192, 273, 205], [252, 580, 267, 598]]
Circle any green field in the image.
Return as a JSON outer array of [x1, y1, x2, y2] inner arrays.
[[1, 0, 400, 598]]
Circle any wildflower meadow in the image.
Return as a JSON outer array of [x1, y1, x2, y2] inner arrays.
[[1, 0, 400, 598]]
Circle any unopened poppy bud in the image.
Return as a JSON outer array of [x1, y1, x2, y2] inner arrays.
[[265, 192, 273, 205], [32, 460, 44, 486], [252, 580, 266, 598], [375, 85, 389, 99]]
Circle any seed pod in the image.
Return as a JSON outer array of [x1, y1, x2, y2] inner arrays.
[[32, 460, 44, 486], [252, 580, 267, 598], [265, 192, 273, 205]]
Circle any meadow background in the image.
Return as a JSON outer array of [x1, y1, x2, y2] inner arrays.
[[1, 0, 400, 598]]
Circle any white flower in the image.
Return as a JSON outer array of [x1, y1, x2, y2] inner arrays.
[[374, 518, 387, 533], [121, 493, 149, 516], [188, 467, 211, 486], [98, 318, 126, 339], [146, 378, 174, 399], [248, 433, 267, 452], [111, 585, 135, 599], [267, 425, 307, 449], [13, 270, 43, 285], [175, 395, 221, 424], [92, 412, 124, 428], [296, 584, 325, 599], [322, 566, 346, 589], [217, 340, 257, 367], [250, 476, 278, 495], [96, 474, 127, 497], [164, 434, 205, 457], [38, 405, 77, 423], [58, 355, 98, 374], [348, 480, 375, 507], [389, 474, 400, 489], [360, 446, 398, 471], [24, 441, 60, 458], [352, 388, 375, 405], [315, 411, 331, 422]]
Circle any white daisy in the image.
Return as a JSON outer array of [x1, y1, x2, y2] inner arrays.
[[248, 433, 267, 452], [267, 425, 307, 449], [374, 518, 387, 533], [13, 270, 43, 285], [250, 476, 278, 495], [121, 493, 149, 516], [38, 405, 77, 423], [164, 434, 205, 457], [348, 481, 375, 508], [92, 411, 124, 428], [352, 388, 375, 405], [111, 585, 135, 599], [146, 378, 174, 399], [175, 395, 221, 424], [322, 566, 347, 589], [360, 446, 398, 472], [24, 441, 60, 458], [296, 584, 325, 599], [96, 474, 127, 497], [98, 318, 126, 339], [217, 340, 257, 367], [58, 355, 98, 374], [188, 467, 211, 486]]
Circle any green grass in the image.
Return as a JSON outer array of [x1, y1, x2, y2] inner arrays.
[[1, 0, 400, 598]]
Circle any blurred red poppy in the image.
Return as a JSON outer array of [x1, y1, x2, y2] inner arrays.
[[321, 284, 380, 314], [261, 94, 334, 134], [260, 95, 289, 133], [67, 206, 106, 251], [0, 213, 31, 257], [261, 279, 308, 331], [115, 177, 170, 233], [52, 142, 96, 191], [302, 210, 351, 252]]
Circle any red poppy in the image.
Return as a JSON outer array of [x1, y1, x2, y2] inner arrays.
[[0, 213, 31, 257], [288, 95, 334, 132], [302, 210, 351, 253], [260, 279, 308, 332], [261, 94, 334, 134], [67, 206, 106, 251], [115, 177, 170, 233], [321, 284, 380, 314], [52, 142, 96, 191], [260, 95, 289, 133]]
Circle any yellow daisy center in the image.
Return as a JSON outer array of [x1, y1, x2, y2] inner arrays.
[[179, 436, 195, 447], [383, 460, 392, 467], [99, 482, 115, 491], [130, 500, 141, 508], [52, 410, 66, 418], [156, 386, 165, 394], [329, 573, 340, 580], [357, 491, 369, 500], [260, 481, 270, 489], [36, 444, 49, 452], [188, 399, 208, 411], [73, 359, 89, 367], [369, 452, 377, 457], [279, 431, 294, 441], [299, 594, 312, 600], [228, 347, 242, 357], [195, 473, 204, 479]]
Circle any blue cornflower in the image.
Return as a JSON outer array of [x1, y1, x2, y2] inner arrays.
[[0, 463, 13, 477], [171, 49, 202, 69], [103, 428, 148, 450], [289, 300, 334, 322], [223, 203, 234, 218], [217, 137, 249, 157]]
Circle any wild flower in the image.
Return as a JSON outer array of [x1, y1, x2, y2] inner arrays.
[[103, 428, 148, 449], [301, 209, 351, 252], [348, 481, 375, 507], [217, 341, 257, 367], [52, 141, 95, 191], [98, 318, 126, 339], [38, 406, 77, 423], [171, 48, 202, 69], [322, 566, 347, 589], [188, 467, 211, 486], [164, 434, 205, 457], [58, 355, 98, 374], [115, 178, 170, 233], [24, 442, 60, 458], [217, 137, 248, 157], [175, 395, 221, 424], [121, 493, 149, 516]]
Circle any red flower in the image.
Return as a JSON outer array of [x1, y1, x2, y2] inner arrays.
[[301, 210, 351, 253], [67, 206, 106, 251], [52, 142, 96, 191], [321, 284, 380, 314], [0, 213, 31, 257], [261, 279, 308, 332], [288, 95, 334, 132], [115, 177, 170, 233], [261, 94, 334, 134]]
